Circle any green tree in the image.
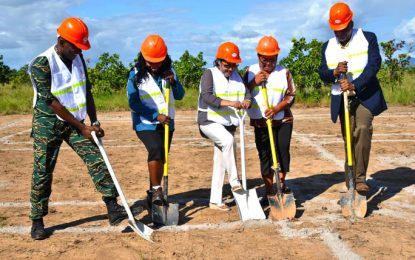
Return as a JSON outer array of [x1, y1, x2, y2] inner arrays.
[[279, 38, 327, 102], [0, 55, 12, 85], [380, 39, 412, 89], [10, 64, 31, 85], [87, 53, 128, 95], [173, 50, 206, 89]]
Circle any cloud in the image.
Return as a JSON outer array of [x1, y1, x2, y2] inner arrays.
[[394, 16, 415, 43], [226, 0, 334, 66], [0, 32, 22, 49], [231, 28, 260, 39], [0, 0, 75, 67], [0, 0, 37, 6], [2, 0, 415, 69]]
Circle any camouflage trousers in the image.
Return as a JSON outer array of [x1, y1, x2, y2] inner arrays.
[[30, 116, 117, 220]]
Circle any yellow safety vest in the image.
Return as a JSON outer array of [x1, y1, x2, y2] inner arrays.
[[325, 28, 369, 95], [135, 68, 177, 125], [246, 64, 288, 120], [198, 66, 246, 126], [30, 45, 87, 121]]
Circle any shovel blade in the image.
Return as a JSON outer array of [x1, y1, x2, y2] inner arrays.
[[232, 189, 266, 221], [353, 191, 367, 218], [268, 192, 296, 220], [340, 189, 367, 218], [128, 219, 153, 241], [152, 203, 179, 226]]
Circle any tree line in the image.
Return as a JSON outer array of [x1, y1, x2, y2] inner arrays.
[[0, 38, 412, 101]]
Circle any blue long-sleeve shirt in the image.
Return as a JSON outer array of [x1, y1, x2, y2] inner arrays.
[[127, 69, 185, 131]]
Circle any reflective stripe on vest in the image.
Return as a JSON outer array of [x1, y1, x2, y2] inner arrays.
[[198, 67, 246, 126], [30, 45, 88, 121], [325, 28, 368, 95], [135, 68, 177, 125], [246, 64, 288, 120]]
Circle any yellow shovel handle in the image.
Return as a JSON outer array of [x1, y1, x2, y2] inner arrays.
[[163, 82, 171, 177], [343, 91, 353, 167], [260, 84, 279, 169]]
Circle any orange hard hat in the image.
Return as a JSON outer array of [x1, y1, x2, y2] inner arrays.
[[57, 17, 90, 50], [140, 35, 168, 63], [329, 2, 353, 31], [256, 36, 280, 56], [216, 42, 241, 64]]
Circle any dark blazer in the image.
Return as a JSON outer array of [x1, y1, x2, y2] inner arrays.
[[319, 30, 387, 123]]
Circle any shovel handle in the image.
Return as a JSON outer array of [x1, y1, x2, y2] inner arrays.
[[163, 80, 171, 199], [342, 80, 353, 167], [260, 82, 280, 171], [260, 82, 282, 195], [91, 131, 135, 221], [341, 73, 354, 190], [340, 72, 356, 192], [233, 108, 247, 190], [163, 80, 171, 177]]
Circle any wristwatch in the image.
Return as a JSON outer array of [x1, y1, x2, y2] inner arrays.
[[92, 120, 101, 127]]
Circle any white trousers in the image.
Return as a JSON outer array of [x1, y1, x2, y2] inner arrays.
[[200, 123, 240, 204]]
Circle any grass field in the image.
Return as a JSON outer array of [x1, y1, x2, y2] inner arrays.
[[1, 73, 414, 115]]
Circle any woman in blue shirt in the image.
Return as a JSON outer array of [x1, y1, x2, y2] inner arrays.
[[127, 35, 185, 208]]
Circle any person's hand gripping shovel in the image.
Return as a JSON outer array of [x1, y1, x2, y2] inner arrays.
[[338, 73, 367, 218], [91, 131, 153, 241], [260, 82, 296, 220], [231, 108, 266, 221], [152, 79, 179, 226]]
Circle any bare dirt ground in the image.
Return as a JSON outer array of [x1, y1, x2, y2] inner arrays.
[[0, 106, 414, 259]]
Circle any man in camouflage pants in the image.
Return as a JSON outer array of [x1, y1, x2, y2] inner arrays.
[[29, 17, 140, 240]]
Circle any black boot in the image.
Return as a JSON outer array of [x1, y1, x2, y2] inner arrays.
[[31, 218, 47, 240], [103, 197, 143, 226]]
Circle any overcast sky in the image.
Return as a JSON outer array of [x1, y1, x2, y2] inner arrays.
[[1, 0, 414, 69]]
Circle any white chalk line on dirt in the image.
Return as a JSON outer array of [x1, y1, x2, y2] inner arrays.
[[277, 221, 361, 260], [2, 130, 413, 150], [0, 220, 287, 235], [0, 111, 411, 132], [291, 129, 415, 223], [320, 139, 415, 144], [1, 202, 411, 259], [1, 138, 413, 150], [0, 218, 359, 258], [0, 129, 31, 143], [0, 121, 25, 131], [0, 198, 212, 208], [51, 111, 415, 123], [0, 225, 124, 235], [292, 130, 344, 168], [320, 230, 361, 260], [0, 220, 361, 259]]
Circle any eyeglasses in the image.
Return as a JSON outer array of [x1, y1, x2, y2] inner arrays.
[[220, 60, 238, 70], [258, 55, 277, 65]]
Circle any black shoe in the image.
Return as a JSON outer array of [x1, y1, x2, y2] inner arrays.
[[259, 196, 269, 207], [31, 218, 47, 240], [151, 187, 164, 206], [103, 197, 143, 226]]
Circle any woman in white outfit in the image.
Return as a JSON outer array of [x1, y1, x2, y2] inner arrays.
[[197, 42, 252, 211]]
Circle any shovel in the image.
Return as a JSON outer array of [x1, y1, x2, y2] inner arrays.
[[338, 79, 367, 218], [260, 82, 296, 220], [91, 131, 153, 241], [152, 80, 179, 226], [232, 109, 266, 221]]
